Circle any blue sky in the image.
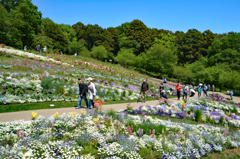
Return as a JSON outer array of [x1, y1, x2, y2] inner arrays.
[[32, 0, 240, 34]]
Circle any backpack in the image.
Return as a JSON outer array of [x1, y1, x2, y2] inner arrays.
[[85, 84, 88, 94]]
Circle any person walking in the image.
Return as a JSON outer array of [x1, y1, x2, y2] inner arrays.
[[182, 84, 188, 100], [24, 46, 27, 51], [198, 84, 202, 98], [212, 85, 215, 92], [159, 83, 164, 98], [141, 79, 149, 103], [43, 46, 47, 53], [203, 84, 208, 97], [87, 77, 96, 109], [176, 82, 182, 100], [76, 78, 88, 109], [230, 91, 234, 101], [36, 44, 40, 53]]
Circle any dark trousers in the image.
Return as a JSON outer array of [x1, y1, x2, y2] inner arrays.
[[189, 92, 195, 97], [204, 90, 207, 97], [88, 99, 95, 109], [183, 92, 187, 99], [78, 95, 88, 108], [162, 93, 168, 99], [177, 91, 181, 99]]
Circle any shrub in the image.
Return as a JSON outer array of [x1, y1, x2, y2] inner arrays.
[[90, 45, 108, 61], [41, 78, 54, 90], [195, 110, 203, 122], [219, 116, 224, 125], [121, 90, 126, 98], [54, 84, 65, 95]]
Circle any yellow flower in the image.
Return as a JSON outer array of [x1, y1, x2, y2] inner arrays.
[[110, 116, 113, 124], [76, 81, 78, 85], [163, 135, 166, 141], [93, 117, 99, 123], [181, 101, 185, 106], [162, 129, 164, 134], [70, 112, 76, 117], [53, 112, 60, 118], [31, 112, 37, 119], [81, 110, 86, 115]]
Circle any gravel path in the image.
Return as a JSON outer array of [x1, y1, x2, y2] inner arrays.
[[0, 92, 239, 123]]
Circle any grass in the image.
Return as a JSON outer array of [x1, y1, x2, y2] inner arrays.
[[203, 147, 240, 159], [0, 96, 175, 113]]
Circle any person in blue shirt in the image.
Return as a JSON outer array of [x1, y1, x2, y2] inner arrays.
[[230, 91, 234, 100], [198, 84, 202, 98], [164, 78, 167, 83]]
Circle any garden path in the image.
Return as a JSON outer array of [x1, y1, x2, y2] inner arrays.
[[0, 92, 239, 122]]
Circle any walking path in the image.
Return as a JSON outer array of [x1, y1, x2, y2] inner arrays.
[[0, 92, 239, 122]]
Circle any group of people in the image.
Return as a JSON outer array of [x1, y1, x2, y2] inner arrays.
[[140, 79, 230, 102], [35, 45, 47, 53], [76, 77, 97, 109]]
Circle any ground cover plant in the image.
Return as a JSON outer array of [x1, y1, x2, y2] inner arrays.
[[1, 108, 240, 158]]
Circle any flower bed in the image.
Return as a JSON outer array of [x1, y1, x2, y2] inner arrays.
[[129, 98, 240, 128], [1, 110, 240, 158]]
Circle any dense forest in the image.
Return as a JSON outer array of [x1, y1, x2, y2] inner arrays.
[[1, 0, 240, 91]]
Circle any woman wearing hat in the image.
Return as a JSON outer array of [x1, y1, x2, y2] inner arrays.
[[87, 77, 96, 109]]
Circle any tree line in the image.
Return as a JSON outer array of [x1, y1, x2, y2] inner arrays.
[[1, 0, 240, 91]]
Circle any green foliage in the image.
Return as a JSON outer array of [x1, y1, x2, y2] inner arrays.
[[139, 148, 161, 159], [195, 110, 203, 122], [43, 21, 70, 53], [115, 49, 137, 67], [59, 24, 77, 42], [79, 47, 90, 57], [106, 109, 118, 119], [125, 120, 166, 135], [69, 41, 84, 55], [144, 44, 177, 79], [173, 66, 192, 83], [219, 116, 224, 125], [126, 20, 152, 54], [90, 45, 108, 61], [41, 78, 54, 90]]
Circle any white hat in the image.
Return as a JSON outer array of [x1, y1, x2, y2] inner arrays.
[[199, 83, 202, 86], [86, 77, 93, 81]]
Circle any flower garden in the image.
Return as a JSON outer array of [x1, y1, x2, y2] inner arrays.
[[1, 46, 240, 158]]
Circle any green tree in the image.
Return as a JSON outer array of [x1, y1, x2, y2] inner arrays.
[[107, 27, 120, 55], [145, 44, 178, 79], [118, 36, 140, 54], [175, 29, 214, 64], [69, 41, 84, 55], [173, 66, 192, 83], [32, 33, 53, 52], [43, 21, 70, 53], [90, 45, 108, 61], [83, 24, 104, 50], [153, 33, 176, 48], [126, 20, 152, 54], [0, 4, 25, 48], [59, 24, 77, 42], [72, 22, 85, 41], [115, 49, 137, 67]]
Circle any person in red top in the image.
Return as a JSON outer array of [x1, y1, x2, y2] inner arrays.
[[176, 82, 182, 100]]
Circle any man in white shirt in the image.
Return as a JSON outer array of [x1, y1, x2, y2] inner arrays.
[[87, 77, 96, 109]]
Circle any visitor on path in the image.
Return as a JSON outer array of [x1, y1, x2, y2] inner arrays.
[[159, 83, 164, 98], [189, 86, 196, 97], [164, 78, 167, 83], [76, 78, 88, 109], [212, 85, 215, 92], [198, 84, 202, 98], [230, 91, 234, 100], [24, 46, 27, 51], [182, 84, 188, 100], [36, 44, 40, 53], [43, 46, 47, 53], [161, 87, 171, 99], [74, 53, 77, 56], [87, 77, 96, 109], [176, 82, 182, 100], [141, 78, 149, 103], [203, 84, 208, 97]]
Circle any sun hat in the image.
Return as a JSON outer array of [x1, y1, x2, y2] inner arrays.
[[86, 77, 93, 81], [199, 83, 202, 86]]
